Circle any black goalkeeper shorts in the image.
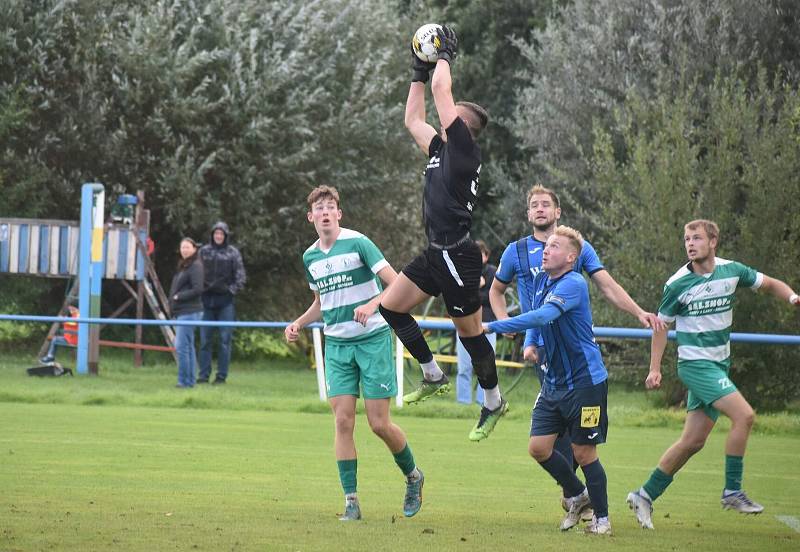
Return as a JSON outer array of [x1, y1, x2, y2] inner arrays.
[[402, 240, 483, 318]]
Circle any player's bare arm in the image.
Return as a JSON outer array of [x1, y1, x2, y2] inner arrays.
[[759, 274, 800, 305], [489, 278, 509, 321], [591, 270, 665, 330], [431, 61, 457, 129], [405, 83, 437, 154], [646, 324, 669, 389], [430, 26, 458, 129], [353, 266, 398, 326], [285, 292, 322, 342], [489, 278, 519, 342]]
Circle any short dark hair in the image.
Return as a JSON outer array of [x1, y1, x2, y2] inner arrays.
[[456, 101, 488, 139], [307, 185, 340, 208], [475, 239, 490, 257]]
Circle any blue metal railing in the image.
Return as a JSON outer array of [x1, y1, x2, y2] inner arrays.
[[1, 314, 799, 345]]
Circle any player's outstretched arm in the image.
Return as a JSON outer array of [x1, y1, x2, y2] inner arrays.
[[430, 26, 458, 129], [405, 82, 437, 155], [646, 325, 669, 389], [485, 303, 562, 334], [759, 275, 800, 306], [591, 270, 665, 330], [285, 293, 322, 342]]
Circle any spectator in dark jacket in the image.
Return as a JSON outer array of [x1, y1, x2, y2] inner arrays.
[[170, 237, 204, 388], [198, 222, 246, 384]]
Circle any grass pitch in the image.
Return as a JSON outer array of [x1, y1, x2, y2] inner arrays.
[[0, 352, 798, 551]]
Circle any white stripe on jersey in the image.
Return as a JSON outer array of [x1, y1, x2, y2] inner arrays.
[[658, 312, 675, 323], [370, 258, 389, 274], [665, 264, 692, 287], [676, 310, 733, 334], [319, 279, 382, 311], [307, 252, 364, 279], [324, 314, 388, 339], [677, 276, 740, 305], [678, 343, 731, 362]]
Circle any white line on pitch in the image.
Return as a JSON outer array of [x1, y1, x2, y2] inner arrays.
[[776, 515, 800, 533]]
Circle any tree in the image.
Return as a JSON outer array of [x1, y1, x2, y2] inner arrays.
[[510, 0, 800, 234], [591, 68, 800, 407], [0, 0, 423, 316]]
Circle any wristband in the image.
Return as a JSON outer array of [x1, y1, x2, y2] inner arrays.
[[790, 293, 799, 304]]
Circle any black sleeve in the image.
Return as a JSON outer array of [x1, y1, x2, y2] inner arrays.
[[177, 261, 204, 301], [230, 248, 246, 294], [428, 135, 444, 158], [444, 117, 475, 155], [479, 264, 497, 305], [484, 264, 497, 289]]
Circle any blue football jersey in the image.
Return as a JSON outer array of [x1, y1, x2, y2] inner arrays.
[[495, 235, 604, 346], [530, 271, 607, 390]]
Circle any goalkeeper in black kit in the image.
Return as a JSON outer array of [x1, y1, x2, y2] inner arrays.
[[379, 26, 505, 442]]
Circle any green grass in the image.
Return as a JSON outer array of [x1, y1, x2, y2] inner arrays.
[[1, 351, 797, 434], [1, 352, 799, 551]]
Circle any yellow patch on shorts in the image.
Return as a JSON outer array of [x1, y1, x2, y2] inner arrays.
[[580, 406, 601, 428]]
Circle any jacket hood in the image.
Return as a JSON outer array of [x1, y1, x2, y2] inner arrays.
[[210, 221, 230, 247]]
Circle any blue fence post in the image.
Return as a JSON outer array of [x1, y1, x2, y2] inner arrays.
[[77, 183, 105, 375]]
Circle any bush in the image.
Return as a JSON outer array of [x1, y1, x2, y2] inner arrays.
[[234, 329, 299, 360], [0, 320, 38, 351]]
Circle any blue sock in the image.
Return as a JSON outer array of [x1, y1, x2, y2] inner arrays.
[[538, 450, 585, 498], [581, 459, 608, 518]]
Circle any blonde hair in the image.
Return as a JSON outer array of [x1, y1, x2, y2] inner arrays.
[[307, 185, 340, 208], [553, 226, 583, 255], [527, 184, 560, 209], [684, 219, 719, 246]]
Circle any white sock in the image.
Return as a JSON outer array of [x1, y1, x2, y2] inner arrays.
[[345, 493, 358, 503], [723, 489, 739, 497], [420, 359, 444, 381], [639, 487, 653, 501], [407, 468, 421, 481], [482, 385, 501, 410]]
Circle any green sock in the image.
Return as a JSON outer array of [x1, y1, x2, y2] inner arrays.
[[642, 467, 674, 501], [393, 443, 416, 476], [725, 455, 743, 491], [337, 459, 357, 494]]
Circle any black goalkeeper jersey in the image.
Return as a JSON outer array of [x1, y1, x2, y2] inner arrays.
[[422, 117, 482, 245]]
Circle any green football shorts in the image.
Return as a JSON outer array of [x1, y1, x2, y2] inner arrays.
[[324, 330, 396, 399], [677, 361, 738, 422]]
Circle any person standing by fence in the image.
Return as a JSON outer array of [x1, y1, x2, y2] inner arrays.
[[169, 237, 204, 388], [198, 222, 246, 384]]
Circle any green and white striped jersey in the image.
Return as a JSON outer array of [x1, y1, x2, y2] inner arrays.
[[303, 228, 390, 343], [658, 258, 763, 368]]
